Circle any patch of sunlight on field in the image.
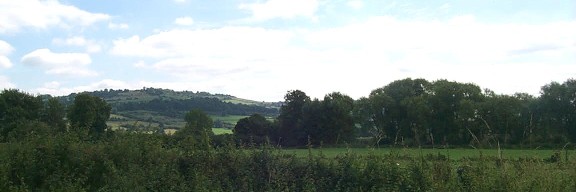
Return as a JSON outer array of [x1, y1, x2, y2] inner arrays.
[[161, 128, 231, 135], [212, 128, 233, 135], [164, 129, 178, 135]]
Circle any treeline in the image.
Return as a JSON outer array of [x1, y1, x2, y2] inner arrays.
[[85, 87, 234, 100], [115, 97, 278, 117], [0, 90, 111, 142], [234, 78, 576, 147]]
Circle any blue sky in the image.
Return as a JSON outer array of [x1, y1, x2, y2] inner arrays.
[[1, 0, 575, 101]]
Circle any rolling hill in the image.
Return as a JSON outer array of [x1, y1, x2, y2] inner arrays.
[[55, 87, 281, 132]]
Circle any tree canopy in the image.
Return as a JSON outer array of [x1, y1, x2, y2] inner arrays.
[[67, 93, 111, 137], [233, 114, 273, 145]]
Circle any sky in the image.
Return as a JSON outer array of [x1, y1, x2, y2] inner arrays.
[[0, 0, 575, 101]]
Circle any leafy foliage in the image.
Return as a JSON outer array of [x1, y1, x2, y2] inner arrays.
[[67, 93, 111, 138], [0, 89, 51, 141], [233, 114, 273, 145]]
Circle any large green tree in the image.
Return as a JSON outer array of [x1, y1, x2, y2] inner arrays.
[[233, 114, 273, 145], [0, 89, 43, 141], [428, 80, 484, 145], [352, 97, 375, 137], [360, 90, 395, 146], [401, 94, 432, 146], [175, 109, 214, 149], [317, 92, 355, 144], [537, 79, 576, 143], [360, 78, 431, 146], [41, 97, 67, 133], [478, 93, 527, 145], [67, 93, 111, 137], [276, 90, 310, 146], [179, 109, 214, 137]]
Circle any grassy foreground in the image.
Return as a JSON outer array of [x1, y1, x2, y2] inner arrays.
[[1, 132, 575, 191]]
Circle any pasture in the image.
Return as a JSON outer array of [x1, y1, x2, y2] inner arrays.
[[212, 127, 233, 135]]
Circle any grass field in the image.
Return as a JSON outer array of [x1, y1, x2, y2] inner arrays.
[[212, 128, 233, 135], [210, 115, 248, 125], [280, 147, 576, 160]]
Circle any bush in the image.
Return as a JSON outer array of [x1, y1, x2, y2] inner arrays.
[[1, 132, 576, 191]]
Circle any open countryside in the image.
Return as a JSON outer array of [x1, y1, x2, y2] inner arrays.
[[2, 77, 576, 191], [2, 0, 576, 191]]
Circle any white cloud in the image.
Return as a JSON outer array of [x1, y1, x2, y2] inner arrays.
[[46, 67, 98, 77], [0, 56, 13, 69], [174, 17, 194, 26], [35, 79, 132, 96], [108, 22, 129, 30], [110, 16, 576, 100], [0, 0, 110, 33], [20, 49, 97, 77], [0, 40, 13, 54], [347, 0, 364, 9], [133, 60, 148, 68], [239, 0, 319, 21], [111, 27, 293, 58], [21, 49, 91, 67], [52, 36, 102, 53], [173, 0, 188, 3], [0, 76, 15, 89], [0, 40, 14, 68]]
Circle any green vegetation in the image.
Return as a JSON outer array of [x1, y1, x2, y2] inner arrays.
[[1, 134, 575, 191]]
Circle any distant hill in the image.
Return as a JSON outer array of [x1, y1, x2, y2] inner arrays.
[[54, 87, 281, 132]]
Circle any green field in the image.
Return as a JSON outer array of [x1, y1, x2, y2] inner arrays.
[[281, 147, 575, 160], [211, 115, 247, 125], [212, 127, 233, 135]]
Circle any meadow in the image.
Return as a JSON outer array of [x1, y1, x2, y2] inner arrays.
[[212, 127, 233, 135]]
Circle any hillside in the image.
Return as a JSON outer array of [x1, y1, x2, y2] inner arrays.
[[56, 88, 281, 132]]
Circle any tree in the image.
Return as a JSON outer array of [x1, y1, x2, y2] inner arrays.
[[378, 78, 431, 145], [401, 95, 432, 146], [175, 109, 214, 149], [179, 109, 214, 137], [233, 114, 272, 145], [0, 89, 43, 141], [537, 79, 576, 143], [352, 97, 375, 137], [428, 80, 483, 145], [318, 92, 355, 144], [478, 94, 526, 145], [41, 97, 67, 133], [276, 90, 310, 146], [364, 90, 395, 146], [67, 93, 111, 137], [301, 99, 323, 145]]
